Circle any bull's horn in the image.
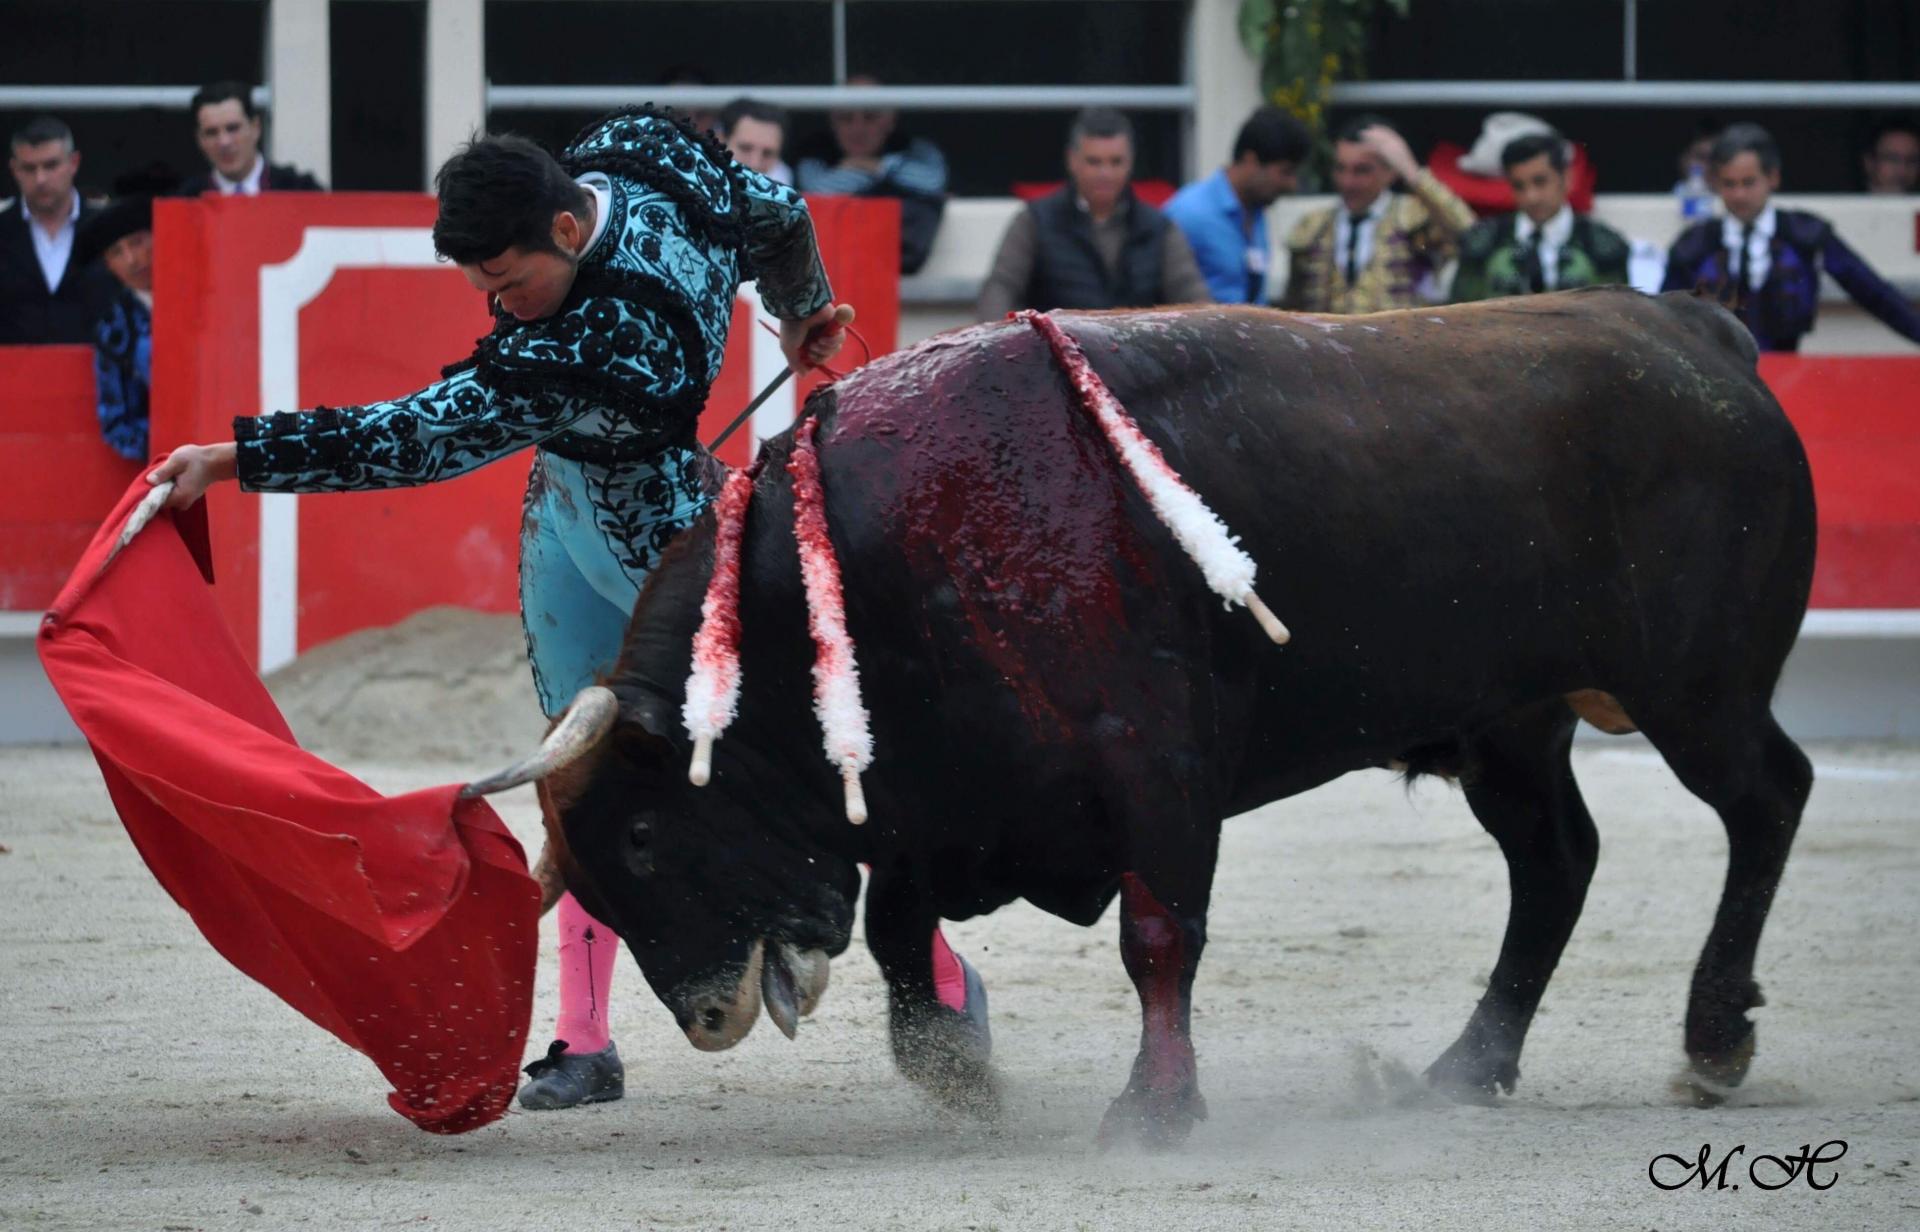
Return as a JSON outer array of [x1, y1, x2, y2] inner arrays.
[[460, 686, 619, 798]]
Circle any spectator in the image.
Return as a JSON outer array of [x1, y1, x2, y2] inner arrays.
[[719, 97, 791, 186], [1164, 105, 1310, 304], [0, 115, 115, 344], [1674, 118, 1721, 194], [975, 107, 1210, 321], [1664, 122, 1920, 352], [796, 76, 947, 274], [1280, 117, 1474, 314], [1453, 131, 1630, 302], [1862, 116, 1920, 195], [74, 170, 173, 460], [178, 81, 324, 195]]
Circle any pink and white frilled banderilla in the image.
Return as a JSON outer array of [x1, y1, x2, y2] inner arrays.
[[1018, 310, 1290, 644], [682, 465, 754, 787], [786, 415, 873, 824], [680, 418, 872, 825]]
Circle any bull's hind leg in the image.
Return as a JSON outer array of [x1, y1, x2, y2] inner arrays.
[[1637, 708, 1811, 1103], [1428, 701, 1596, 1100], [864, 866, 998, 1116]]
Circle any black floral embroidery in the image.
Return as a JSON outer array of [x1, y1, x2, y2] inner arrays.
[[610, 321, 644, 357], [584, 301, 618, 333]]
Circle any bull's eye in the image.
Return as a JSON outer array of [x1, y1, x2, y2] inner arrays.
[[625, 818, 654, 877]]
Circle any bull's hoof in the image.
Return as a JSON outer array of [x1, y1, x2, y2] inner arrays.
[[1424, 1031, 1521, 1103], [889, 1002, 999, 1119], [1676, 1028, 1757, 1108], [1097, 1080, 1208, 1151]]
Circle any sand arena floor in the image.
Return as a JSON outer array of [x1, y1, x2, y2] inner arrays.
[[3, 613, 1916, 1231]]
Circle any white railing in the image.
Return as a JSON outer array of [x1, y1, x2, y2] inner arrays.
[[0, 85, 271, 110], [1333, 81, 1920, 109], [486, 84, 1195, 112]]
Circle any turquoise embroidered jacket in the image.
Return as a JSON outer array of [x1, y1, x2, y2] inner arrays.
[[233, 108, 833, 492]]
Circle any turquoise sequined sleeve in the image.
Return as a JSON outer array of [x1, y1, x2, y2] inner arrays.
[[233, 367, 596, 493], [736, 166, 835, 321]]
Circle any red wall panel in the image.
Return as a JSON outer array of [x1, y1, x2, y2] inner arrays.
[[1758, 355, 1920, 608], [0, 346, 139, 610]]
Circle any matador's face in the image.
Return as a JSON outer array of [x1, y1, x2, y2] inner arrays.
[[460, 209, 590, 322]]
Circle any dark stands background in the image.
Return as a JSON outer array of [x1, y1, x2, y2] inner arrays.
[[0, 0, 423, 195], [485, 0, 1187, 197], [2, 0, 1914, 198], [1342, 0, 1920, 194]]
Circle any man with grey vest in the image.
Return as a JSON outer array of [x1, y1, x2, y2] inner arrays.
[[975, 108, 1210, 320]]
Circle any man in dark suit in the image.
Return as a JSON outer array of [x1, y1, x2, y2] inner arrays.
[[1452, 131, 1630, 302], [1664, 122, 1920, 352], [177, 81, 325, 195], [0, 115, 116, 344]]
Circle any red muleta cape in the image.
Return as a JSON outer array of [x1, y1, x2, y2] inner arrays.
[[37, 479, 540, 1134]]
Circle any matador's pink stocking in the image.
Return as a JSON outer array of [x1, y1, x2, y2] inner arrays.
[[554, 892, 617, 1054]]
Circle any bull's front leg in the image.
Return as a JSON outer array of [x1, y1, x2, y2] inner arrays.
[[1099, 871, 1210, 1149], [864, 865, 997, 1116]]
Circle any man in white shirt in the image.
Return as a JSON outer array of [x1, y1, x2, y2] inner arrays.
[[0, 114, 114, 343], [1452, 131, 1630, 302], [178, 81, 325, 196]]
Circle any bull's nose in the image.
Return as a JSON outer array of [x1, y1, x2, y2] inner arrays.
[[675, 941, 766, 1052], [680, 996, 752, 1052]]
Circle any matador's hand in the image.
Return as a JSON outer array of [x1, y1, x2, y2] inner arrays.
[[148, 442, 238, 510], [781, 303, 855, 374], [1358, 125, 1420, 184]]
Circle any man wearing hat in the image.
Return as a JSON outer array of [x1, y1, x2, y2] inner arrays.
[[75, 170, 173, 459]]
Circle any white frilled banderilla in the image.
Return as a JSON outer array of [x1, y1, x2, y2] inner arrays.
[[679, 310, 1289, 822]]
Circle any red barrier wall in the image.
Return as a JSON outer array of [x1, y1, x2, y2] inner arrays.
[[1758, 355, 1920, 608], [5, 292, 1911, 641], [0, 346, 140, 610]]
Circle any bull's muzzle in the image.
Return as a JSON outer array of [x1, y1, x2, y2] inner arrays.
[[677, 940, 832, 1051]]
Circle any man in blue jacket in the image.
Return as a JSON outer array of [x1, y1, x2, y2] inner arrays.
[[150, 108, 987, 1111], [1164, 106, 1311, 304]]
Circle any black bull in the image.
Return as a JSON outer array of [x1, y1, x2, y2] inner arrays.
[[525, 287, 1815, 1144]]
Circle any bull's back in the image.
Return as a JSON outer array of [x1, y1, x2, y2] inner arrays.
[[812, 291, 1812, 770]]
